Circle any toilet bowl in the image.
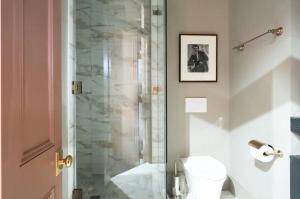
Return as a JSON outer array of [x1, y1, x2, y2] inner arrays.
[[181, 156, 227, 199]]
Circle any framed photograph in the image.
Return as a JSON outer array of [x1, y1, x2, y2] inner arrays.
[[179, 34, 218, 82]]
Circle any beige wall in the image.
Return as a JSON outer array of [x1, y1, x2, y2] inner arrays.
[[167, 0, 230, 171], [167, 0, 300, 198], [167, 0, 300, 197]]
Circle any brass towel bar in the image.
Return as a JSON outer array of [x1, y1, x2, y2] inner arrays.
[[233, 27, 283, 51]]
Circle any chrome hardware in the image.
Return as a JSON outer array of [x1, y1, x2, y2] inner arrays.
[[56, 150, 73, 176]]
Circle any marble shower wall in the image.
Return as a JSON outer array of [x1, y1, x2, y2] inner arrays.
[[75, 0, 165, 197]]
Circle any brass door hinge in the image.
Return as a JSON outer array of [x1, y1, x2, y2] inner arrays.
[[72, 81, 82, 95]]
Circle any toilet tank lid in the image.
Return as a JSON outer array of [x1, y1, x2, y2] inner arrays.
[[183, 156, 227, 181]]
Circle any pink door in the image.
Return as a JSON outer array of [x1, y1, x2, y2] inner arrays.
[[1, 0, 63, 198]]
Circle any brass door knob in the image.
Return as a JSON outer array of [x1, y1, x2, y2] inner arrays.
[[56, 150, 73, 176], [58, 155, 73, 168]]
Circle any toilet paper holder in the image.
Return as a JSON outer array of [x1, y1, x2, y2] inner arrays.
[[248, 140, 284, 158]]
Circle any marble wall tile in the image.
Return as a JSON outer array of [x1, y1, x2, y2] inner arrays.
[[62, 0, 77, 198]]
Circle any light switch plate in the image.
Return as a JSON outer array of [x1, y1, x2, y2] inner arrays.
[[185, 97, 207, 113]]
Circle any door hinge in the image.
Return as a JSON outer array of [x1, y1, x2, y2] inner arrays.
[[72, 81, 82, 95], [153, 9, 162, 16], [72, 189, 83, 199]]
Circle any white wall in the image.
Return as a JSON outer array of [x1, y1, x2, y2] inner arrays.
[[291, 0, 300, 119], [229, 0, 300, 198], [291, 0, 300, 162], [167, 0, 230, 177]]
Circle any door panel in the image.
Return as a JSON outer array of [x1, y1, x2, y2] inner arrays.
[[1, 0, 62, 198], [20, 0, 57, 166], [22, 0, 56, 159]]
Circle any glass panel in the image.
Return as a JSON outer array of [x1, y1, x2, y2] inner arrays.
[[75, 0, 166, 198]]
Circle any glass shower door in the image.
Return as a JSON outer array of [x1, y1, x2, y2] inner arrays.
[[74, 0, 166, 198]]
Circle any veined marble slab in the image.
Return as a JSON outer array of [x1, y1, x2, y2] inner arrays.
[[101, 163, 166, 199]]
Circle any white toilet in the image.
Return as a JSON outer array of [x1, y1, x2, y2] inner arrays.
[[182, 156, 227, 199]]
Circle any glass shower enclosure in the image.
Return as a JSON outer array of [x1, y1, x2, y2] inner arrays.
[[73, 0, 166, 198]]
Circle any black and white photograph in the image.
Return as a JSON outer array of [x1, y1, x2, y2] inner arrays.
[[187, 44, 209, 73], [180, 34, 217, 82]]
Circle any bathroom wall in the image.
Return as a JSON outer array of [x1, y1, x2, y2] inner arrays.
[[229, 0, 300, 198], [168, 0, 300, 198], [167, 0, 230, 173]]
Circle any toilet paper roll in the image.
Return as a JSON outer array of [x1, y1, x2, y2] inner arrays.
[[250, 145, 275, 163]]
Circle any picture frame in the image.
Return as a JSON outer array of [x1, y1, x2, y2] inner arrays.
[[179, 34, 218, 82]]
